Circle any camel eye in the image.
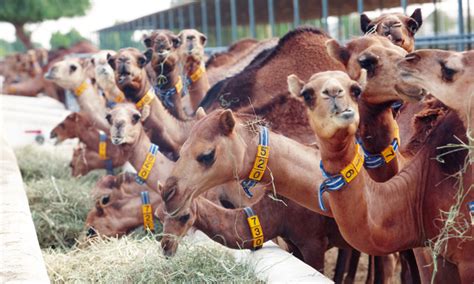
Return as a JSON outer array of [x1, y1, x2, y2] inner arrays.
[[132, 113, 141, 124], [69, 64, 77, 73], [350, 85, 362, 99], [197, 149, 215, 167], [178, 214, 190, 223], [358, 54, 379, 77], [440, 62, 457, 82], [300, 89, 314, 105], [106, 114, 112, 125], [100, 195, 110, 206]]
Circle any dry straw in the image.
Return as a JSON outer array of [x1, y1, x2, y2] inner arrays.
[[16, 146, 261, 283]]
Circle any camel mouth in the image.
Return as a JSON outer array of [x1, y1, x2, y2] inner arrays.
[[394, 84, 426, 102], [111, 136, 124, 145], [336, 108, 356, 121]]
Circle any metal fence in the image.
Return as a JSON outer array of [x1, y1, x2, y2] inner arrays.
[[96, 0, 473, 51]]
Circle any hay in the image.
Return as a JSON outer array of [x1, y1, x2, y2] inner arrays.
[[44, 235, 260, 283], [15, 145, 103, 249], [16, 145, 261, 282]]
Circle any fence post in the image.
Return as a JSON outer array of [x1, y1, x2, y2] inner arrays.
[[268, 0, 275, 37], [249, 0, 256, 38], [230, 0, 238, 42], [293, 0, 300, 28], [458, 0, 465, 50], [322, 0, 328, 32]]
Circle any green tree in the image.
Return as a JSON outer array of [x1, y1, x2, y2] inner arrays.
[[50, 29, 86, 49], [0, 0, 91, 49]]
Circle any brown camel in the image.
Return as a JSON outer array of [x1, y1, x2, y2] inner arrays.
[[325, 34, 463, 283], [50, 112, 127, 171], [177, 29, 210, 112], [107, 48, 195, 160], [69, 144, 124, 177], [199, 27, 344, 144], [141, 30, 187, 120], [360, 8, 422, 52], [45, 58, 109, 131], [294, 70, 472, 282], [396, 49, 474, 137]]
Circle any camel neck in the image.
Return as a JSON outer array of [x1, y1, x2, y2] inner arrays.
[[316, 131, 425, 254], [238, 129, 329, 216], [358, 99, 402, 182], [144, 97, 195, 152], [194, 197, 280, 250], [124, 129, 174, 191], [155, 60, 180, 90], [76, 126, 100, 151]]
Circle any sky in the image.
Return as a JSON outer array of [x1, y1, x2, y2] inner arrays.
[[0, 0, 172, 48]]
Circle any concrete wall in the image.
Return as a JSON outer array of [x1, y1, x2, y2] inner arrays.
[[0, 136, 49, 283]]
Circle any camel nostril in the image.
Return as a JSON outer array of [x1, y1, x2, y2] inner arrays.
[[50, 131, 57, 139], [163, 187, 176, 203]]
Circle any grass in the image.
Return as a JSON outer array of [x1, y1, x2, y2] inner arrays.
[[15, 145, 261, 283]]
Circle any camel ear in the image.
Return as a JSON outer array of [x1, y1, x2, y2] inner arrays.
[[143, 33, 153, 48], [287, 74, 305, 98], [144, 49, 153, 64], [171, 35, 181, 48], [358, 69, 367, 89], [326, 39, 350, 66], [141, 104, 151, 122], [199, 33, 207, 46], [407, 8, 422, 34], [137, 54, 149, 68], [360, 14, 372, 34], [107, 53, 116, 70], [219, 109, 236, 136], [195, 107, 206, 120]]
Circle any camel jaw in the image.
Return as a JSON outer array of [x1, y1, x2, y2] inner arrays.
[[111, 137, 124, 145]]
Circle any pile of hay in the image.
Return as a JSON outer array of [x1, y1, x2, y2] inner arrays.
[[16, 145, 260, 282], [44, 236, 259, 283]]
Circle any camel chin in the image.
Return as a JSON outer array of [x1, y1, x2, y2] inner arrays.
[[394, 84, 426, 103]]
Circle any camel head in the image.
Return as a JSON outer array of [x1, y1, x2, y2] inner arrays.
[[177, 29, 207, 62], [70, 144, 89, 177], [288, 70, 362, 139], [397, 50, 474, 118], [107, 103, 148, 146], [157, 194, 198, 257], [326, 35, 407, 105], [107, 48, 149, 94], [143, 30, 181, 74], [85, 173, 151, 237], [50, 112, 92, 143], [44, 57, 89, 90], [91, 50, 117, 91], [360, 9, 422, 52], [161, 110, 248, 217]]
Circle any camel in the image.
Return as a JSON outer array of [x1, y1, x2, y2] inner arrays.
[[205, 38, 278, 86], [107, 103, 265, 207], [142, 30, 188, 120], [325, 34, 464, 283], [396, 49, 474, 138], [69, 144, 124, 177], [360, 8, 422, 52], [89, 50, 125, 107], [292, 70, 473, 282], [177, 29, 210, 112], [84, 173, 156, 237], [199, 27, 344, 144], [50, 112, 127, 171], [3, 41, 98, 102], [45, 58, 109, 131], [107, 47, 195, 160]]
